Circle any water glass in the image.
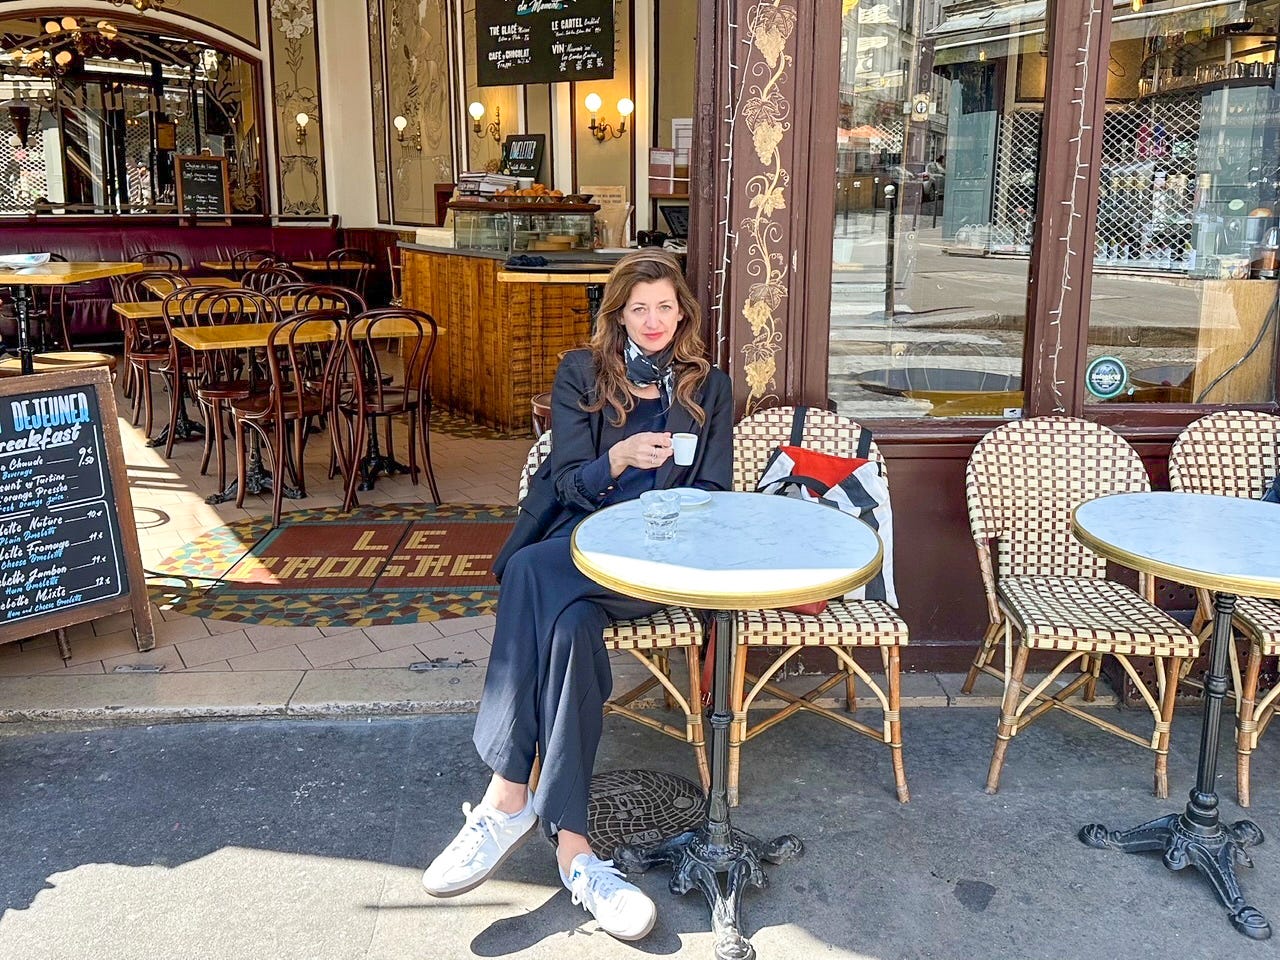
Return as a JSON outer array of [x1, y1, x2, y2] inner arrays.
[[640, 490, 681, 541]]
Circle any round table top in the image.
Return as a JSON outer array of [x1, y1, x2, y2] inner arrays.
[[570, 491, 883, 610], [1073, 491, 1280, 599]]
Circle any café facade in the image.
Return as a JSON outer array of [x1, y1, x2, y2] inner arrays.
[[0, 0, 1276, 664]]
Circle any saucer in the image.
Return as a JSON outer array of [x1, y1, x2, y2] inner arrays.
[[670, 487, 711, 507]]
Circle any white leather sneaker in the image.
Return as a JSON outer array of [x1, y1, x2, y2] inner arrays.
[[422, 799, 537, 897], [560, 853, 657, 941]]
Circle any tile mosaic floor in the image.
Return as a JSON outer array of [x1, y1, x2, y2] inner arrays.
[[0, 366, 533, 680]]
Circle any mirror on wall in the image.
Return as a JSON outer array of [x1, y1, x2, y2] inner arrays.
[[0, 15, 264, 215]]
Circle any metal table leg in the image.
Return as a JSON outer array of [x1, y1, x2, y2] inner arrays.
[[11, 284, 35, 375], [355, 415, 409, 491], [615, 610, 802, 960], [1080, 591, 1269, 939], [205, 431, 302, 505]]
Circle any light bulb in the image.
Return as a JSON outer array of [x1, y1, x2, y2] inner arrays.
[[978, 48, 987, 62], [617, 97, 634, 117], [393, 115, 408, 132], [60, 16, 78, 30], [468, 101, 485, 121], [1131, 0, 1143, 10], [584, 92, 602, 114], [45, 21, 60, 34], [295, 112, 309, 128], [55, 51, 72, 67]]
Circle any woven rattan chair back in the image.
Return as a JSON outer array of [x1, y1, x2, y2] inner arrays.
[[1169, 410, 1280, 500], [966, 416, 1150, 582], [732, 405, 886, 492], [518, 431, 555, 503]]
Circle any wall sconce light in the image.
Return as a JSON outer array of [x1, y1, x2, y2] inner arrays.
[[393, 114, 420, 151], [294, 112, 309, 144], [468, 102, 501, 143], [584, 93, 633, 142]]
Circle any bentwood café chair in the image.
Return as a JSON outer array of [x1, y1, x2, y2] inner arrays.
[[729, 406, 909, 806], [962, 416, 1200, 798], [1169, 410, 1280, 806], [517, 434, 711, 791]]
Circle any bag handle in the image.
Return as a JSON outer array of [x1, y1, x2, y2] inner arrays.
[[790, 405, 874, 460]]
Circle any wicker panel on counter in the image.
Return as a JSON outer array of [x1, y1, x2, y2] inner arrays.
[[401, 248, 593, 434]]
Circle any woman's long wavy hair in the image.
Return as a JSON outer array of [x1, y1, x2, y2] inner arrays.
[[583, 250, 711, 426]]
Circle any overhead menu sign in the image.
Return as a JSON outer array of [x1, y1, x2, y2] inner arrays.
[[476, 0, 614, 87]]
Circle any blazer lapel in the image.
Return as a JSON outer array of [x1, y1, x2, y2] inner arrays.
[[655, 394, 696, 488]]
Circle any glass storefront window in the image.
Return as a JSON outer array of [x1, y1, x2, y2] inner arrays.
[[0, 19, 264, 215], [1085, 0, 1278, 406], [828, 1, 1046, 420]]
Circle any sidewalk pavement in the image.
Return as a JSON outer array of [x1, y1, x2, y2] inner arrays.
[[2, 685, 1278, 959]]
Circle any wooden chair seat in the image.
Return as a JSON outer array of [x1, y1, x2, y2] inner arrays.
[[998, 576, 1199, 657]]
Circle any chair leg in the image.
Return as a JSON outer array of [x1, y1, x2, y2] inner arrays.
[[406, 409, 420, 485], [1237, 643, 1263, 807], [272, 420, 288, 528], [163, 375, 184, 459], [141, 365, 156, 437], [985, 642, 1030, 795], [963, 620, 1002, 694], [685, 645, 711, 792], [845, 669, 858, 714], [234, 419, 249, 509], [343, 413, 367, 513], [885, 646, 909, 803], [728, 630, 749, 808], [1154, 656, 1182, 800], [420, 402, 441, 504], [1083, 654, 1102, 702]]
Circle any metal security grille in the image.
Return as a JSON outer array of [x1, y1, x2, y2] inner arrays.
[[1095, 96, 1201, 272], [989, 98, 1201, 272], [0, 125, 48, 212]]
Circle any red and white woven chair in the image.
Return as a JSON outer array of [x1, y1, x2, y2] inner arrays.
[[518, 433, 709, 790], [1169, 410, 1280, 806], [962, 416, 1200, 798], [730, 406, 909, 806]]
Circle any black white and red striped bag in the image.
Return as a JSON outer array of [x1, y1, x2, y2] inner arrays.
[[755, 408, 897, 608]]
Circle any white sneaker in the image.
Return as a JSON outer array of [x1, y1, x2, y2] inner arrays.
[[560, 853, 657, 941], [422, 798, 537, 897]]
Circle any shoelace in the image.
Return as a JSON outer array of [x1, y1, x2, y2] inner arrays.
[[568, 858, 629, 909], [447, 802, 503, 860]]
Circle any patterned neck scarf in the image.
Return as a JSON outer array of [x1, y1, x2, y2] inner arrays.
[[624, 338, 675, 406]]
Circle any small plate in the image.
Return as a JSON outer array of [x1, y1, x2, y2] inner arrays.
[[0, 253, 50, 267], [670, 487, 711, 507]]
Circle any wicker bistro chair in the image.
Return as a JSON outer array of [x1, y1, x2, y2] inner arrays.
[[517, 433, 710, 791], [1169, 410, 1280, 806], [962, 416, 1201, 798], [729, 406, 910, 806]]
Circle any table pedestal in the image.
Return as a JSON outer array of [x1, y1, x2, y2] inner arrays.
[[356, 416, 409, 491], [10, 284, 36, 375], [205, 432, 301, 505], [1080, 592, 1270, 939], [616, 611, 802, 960]]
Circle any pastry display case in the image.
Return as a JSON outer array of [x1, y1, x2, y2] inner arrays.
[[449, 200, 601, 256]]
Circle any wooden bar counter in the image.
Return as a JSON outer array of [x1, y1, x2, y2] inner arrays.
[[399, 243, 602, 434]]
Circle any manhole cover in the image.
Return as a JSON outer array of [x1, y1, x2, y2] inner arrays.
[[587, 769, 705, 857]]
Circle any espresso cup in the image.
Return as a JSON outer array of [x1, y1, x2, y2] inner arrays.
[[671, 432, 697, 466]]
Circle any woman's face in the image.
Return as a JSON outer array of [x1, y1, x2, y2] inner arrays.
[[620, 278, 682, 354]]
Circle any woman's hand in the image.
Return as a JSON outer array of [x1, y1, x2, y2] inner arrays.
[[608, 432, 673, 477]]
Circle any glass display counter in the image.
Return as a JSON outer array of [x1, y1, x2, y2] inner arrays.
[[449, 200, 600, 256]]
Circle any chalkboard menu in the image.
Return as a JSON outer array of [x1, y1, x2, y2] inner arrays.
[[175, 154, 230, 219], [476, 0, 614, 87], [0, 369, 153, 652], [503, 134, 545, 179]]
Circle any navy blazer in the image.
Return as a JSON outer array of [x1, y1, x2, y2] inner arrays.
[[493, 349, 734, 581]]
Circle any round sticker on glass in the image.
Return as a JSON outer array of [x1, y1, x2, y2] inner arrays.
[[1086, 355, 1128, 400]]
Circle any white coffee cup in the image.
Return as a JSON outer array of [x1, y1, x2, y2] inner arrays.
[[671, 432, 697, 466], [516, 177, 535, 190]]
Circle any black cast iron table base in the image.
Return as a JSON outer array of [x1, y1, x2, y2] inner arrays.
[[613, 611, 801, 960], [356, 418, 409, 491], [205, 434, 301, 505], [1080, 591, 1271, 940], [146, 401, 204, 448], [617, 825, 802, 960]]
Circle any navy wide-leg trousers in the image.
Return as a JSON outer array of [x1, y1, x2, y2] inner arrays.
[[473, 533, 662, 836]]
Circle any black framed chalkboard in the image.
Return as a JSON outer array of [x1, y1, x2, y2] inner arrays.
[[175, 154, 230, 220], [503, 134, 545, 179], [476, 0, 614, 87], [0, 368, 153, 655]]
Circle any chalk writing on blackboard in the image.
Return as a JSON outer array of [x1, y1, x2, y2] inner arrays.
[[476, 0, 614, 87], [175, 155, 230, 219]]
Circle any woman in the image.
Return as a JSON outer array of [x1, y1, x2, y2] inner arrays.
[[423, 251, 733, 941]]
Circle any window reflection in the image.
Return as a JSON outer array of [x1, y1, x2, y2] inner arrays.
[[829, 0, 1043, 419], [0, 16, 263, 215]]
